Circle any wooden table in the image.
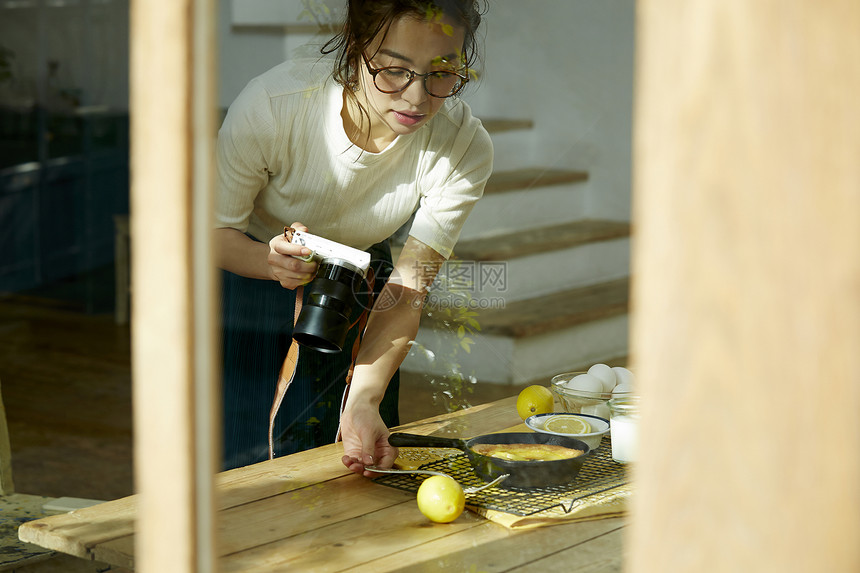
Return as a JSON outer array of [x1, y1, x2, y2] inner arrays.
[[18, 396, 626, 572]]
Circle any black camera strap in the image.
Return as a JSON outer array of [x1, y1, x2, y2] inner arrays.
[[267, 267, 376, 460]]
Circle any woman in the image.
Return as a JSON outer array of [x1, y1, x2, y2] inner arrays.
[[216, 0, 492, 474]]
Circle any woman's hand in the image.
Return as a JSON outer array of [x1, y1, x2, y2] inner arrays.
[[340, 399, 399, 476], [338, 237, 444, 476], [267, 222, 318, 289]]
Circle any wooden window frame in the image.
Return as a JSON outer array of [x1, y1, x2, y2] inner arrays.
[[128, 1, 860, 571], [130, 0, 218, 570]]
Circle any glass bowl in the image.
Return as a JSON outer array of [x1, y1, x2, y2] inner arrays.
[[550, 371, 634, 419]]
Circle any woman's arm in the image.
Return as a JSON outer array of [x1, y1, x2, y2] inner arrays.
[[215, 225, 317, 289], [340, 235, 445, 474]]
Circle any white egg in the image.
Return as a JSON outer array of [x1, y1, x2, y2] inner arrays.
[[566, 373, 604, 393], [582, 403, 612, 420], [611, 366, 635, 387], [613, 382, 634, 395], [587, 363, 617, 392]]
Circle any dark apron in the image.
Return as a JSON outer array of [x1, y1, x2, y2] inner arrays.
[[220, 239, 400, 471]]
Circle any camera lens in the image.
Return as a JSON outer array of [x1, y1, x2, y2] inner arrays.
[[293, 259, 365, 353]]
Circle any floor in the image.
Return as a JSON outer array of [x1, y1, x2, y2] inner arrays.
[[0, 281, 531, 501]]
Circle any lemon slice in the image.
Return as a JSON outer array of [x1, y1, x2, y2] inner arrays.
[[544, 415, 591, 435]]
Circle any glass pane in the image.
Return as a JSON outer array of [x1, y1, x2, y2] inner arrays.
[[0, 0, 133, 501]]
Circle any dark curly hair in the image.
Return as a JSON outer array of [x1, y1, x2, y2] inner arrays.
[[323, 0, 486, 87], [322, 0, 487, 144]]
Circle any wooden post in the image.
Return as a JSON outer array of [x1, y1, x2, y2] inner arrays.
[[0, 378, 16, 496], [631, 1, 860, 571], [130, 0, 218, 571]]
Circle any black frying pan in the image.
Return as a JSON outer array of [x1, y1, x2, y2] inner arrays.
[[388, 432, 592, 489]]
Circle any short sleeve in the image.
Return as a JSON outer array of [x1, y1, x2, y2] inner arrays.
[[408, 105, 494, 259], [215, 79, 279, 232]]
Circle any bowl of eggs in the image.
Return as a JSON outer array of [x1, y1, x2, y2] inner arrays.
[[550, 364, 635, 419]]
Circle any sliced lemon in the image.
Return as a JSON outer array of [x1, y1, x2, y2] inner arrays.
[[544, 415, 591, 435]]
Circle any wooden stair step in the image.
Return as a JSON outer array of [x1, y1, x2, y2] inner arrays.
[[484, 167, 589, 195], [453, 219, 630, 261], [424, 278, 630, 338], [482, 118, 535, 134], [476, 277, 630, 337]]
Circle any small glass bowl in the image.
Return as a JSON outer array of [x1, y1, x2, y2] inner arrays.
[[550, 371, 634, 419]]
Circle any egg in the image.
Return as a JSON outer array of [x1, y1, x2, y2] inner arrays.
[[566, 373, 604, 393], [582, 403, 612, 419], [613, 382, 633, 395], [587, 363, 617, 393], [611, 366, 635, 387]]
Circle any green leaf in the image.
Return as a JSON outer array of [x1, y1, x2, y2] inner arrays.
[[457, 324, 465, 339]]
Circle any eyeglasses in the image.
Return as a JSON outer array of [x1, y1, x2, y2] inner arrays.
[[362, 53, 468, 99]]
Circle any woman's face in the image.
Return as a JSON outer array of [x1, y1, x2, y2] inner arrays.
[[351, 14, 466, 149]]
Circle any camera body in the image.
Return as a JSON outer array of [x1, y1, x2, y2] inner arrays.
[[290, 230, 371, 274], [289, 230, 371, 353]]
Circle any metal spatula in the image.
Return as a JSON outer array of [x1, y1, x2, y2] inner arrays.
[[365, 466, 508, 494]]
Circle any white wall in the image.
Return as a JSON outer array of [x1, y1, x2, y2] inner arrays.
[[217, 0, 292, 110], [464, 0, 635, 221], [218, 0, 342, 109]]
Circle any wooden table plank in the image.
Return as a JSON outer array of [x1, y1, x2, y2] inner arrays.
[[91, 536, 136, 571], [214, 443, 350, 509], [217, 475, 414, 556], [220, 496, 489, 572], [409, 396, 523, 439], [510, 524, 625, 573], [344, 517, 626, 573], [17, 395, 625, 572], [17, 497, 137, 560]]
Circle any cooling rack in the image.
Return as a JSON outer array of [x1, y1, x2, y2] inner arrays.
[[374, 436, 630, 517]]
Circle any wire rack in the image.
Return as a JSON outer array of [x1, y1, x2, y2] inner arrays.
[[374, 437, 630, 517]]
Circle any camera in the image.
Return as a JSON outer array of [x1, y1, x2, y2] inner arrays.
[[288, 229, 371, 353]]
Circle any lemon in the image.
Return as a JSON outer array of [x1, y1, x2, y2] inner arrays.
[[516, 385, 554, 420], [544, 415, 591, 435], [416, 475, 465, 523]]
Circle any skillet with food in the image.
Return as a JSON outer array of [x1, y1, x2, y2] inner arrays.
[[387, 431, 592, 489]]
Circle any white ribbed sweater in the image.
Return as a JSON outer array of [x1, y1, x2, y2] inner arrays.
[[215, 54, 493, 259]]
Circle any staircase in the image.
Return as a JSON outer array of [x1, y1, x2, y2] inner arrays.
[[401, 119, 631, 385]]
